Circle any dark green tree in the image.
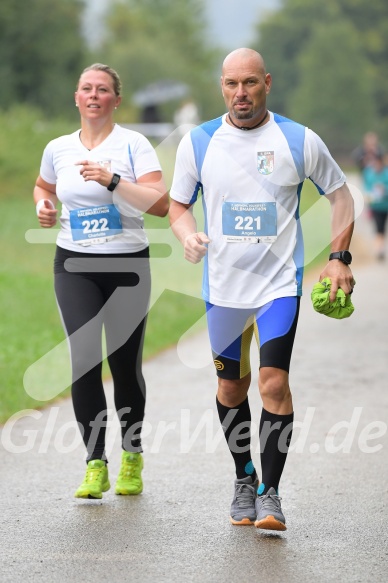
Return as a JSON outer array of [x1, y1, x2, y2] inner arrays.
[[289, 21, 376, 154], [339, 0, 388, 138], [94, 0, 223, 121], [254, 0, 338, 116], [0, 0, 88, 117], [253, 0, 388, 150]]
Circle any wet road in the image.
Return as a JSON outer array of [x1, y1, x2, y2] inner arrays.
[[1, 209, 388, 583]]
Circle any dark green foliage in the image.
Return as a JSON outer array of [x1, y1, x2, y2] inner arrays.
[[0, 0, 88, 117], [95, 0, 223, 120], [289, 21, 376, 154], [254, 0, 388, 152]]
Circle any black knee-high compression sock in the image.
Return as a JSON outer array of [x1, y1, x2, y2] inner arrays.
[[259, 408, 294, 495], [216, 396, 257, 480]]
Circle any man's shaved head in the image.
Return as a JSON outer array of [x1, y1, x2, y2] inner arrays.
[[222, 48, 266, 76], [221, 48, 271, 128]]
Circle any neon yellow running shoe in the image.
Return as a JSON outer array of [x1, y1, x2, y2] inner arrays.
[[74, 459, 110, 499], [115, 451, 144, 495]]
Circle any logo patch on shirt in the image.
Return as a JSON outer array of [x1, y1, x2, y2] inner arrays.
[[257, 151, 274, 175]]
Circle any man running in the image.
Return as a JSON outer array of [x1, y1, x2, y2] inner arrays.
[[169, 48, 354, 531]]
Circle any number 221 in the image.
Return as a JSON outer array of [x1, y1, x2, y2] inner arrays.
[[234, 215, 261, 230]]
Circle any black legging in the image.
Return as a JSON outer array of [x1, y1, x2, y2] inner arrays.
[[54, 245, 151, 461], [370, 208, 388, 235]]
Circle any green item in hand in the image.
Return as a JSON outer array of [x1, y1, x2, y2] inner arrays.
[[311, 277, 354, 319]]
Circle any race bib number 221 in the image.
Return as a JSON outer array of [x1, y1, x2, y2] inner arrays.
[[222, 201, 277, 243]]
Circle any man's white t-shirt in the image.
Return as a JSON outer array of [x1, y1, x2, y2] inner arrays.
[[39, 124, 161, 253], [169, 112, 346, 309]]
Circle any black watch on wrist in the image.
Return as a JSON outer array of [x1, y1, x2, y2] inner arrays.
[[329, 250, 352, 265], [107, 173, 121, 192]]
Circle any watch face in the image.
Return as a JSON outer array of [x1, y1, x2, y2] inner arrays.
[[342, 251, 352, 264], [330, 251, 352, 264]]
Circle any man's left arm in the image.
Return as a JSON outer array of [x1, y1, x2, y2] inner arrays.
[[319, 183, 355, 302]]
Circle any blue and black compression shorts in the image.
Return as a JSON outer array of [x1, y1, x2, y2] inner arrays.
[[206, 296, 300, 379]]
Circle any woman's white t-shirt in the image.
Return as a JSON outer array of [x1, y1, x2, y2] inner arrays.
[[39, 124, 161, 253]]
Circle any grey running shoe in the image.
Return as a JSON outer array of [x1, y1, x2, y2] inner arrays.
[[230, 476, 259, 525], [254, 487, 287, 531]]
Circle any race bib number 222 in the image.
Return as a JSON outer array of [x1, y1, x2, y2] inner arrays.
[[70, 204, 123, 245]]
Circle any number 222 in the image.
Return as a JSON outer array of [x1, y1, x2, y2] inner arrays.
[[82, 218, 109, 234]]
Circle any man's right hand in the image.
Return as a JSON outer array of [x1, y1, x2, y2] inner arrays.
[[184, 232, 210, 263]]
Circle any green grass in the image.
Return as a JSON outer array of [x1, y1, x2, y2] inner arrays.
[[0, 109, 332, 423], [0, 195, 206, 422]]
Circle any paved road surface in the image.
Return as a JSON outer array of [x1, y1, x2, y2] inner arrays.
[[1, 205, 388, 583]]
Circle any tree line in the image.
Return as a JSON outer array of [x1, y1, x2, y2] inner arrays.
[[254, 0, 388, 154], [1, 0, 387, 155]]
